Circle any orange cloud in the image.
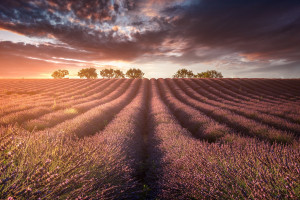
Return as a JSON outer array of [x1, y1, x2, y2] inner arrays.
[[112, 26, 119, 32], [240, 53, 271, 61]]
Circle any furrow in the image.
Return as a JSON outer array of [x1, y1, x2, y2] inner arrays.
[[146, 79, 300, 199], [213, 79, 300, 122], [265, 79, 300, 94], [162, 79, 294, 144], [0, 79, 106, 117], [224, 79, 296, 103], [23, 79, 130, 131], [86, 79, 150, 199], [0, 79, 90, 107], [177, 79, 300, 136], [0, 79, 114, 126], [42, 79, 140, 138], [187, 78, 270, 109], [204, 78, 278, 105], [196, 78, 279, 105], [158, 79, 234, 142], [218, 78, 286, 104], [206, 78, 300, 113], [251, 79, 299, 98], [147, 78, 195, 199]]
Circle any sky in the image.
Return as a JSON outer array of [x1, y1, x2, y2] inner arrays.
[[0, 0, 300, 78]]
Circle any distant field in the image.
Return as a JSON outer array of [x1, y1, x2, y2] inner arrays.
[[0, 78, 299, 199]]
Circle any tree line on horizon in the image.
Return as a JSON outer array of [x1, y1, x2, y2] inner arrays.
[[173, 68, 223, 78], [52, 68, 144, 79], [51, 67, 223, 79]]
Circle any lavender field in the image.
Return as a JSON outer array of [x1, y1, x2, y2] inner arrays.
[[0, 78, 299, 199]]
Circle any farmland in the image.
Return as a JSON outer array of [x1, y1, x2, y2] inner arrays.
[[0, 78, 299, 199]]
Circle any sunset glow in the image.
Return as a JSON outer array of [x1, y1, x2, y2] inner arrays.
[[0, 0, 300, 78]]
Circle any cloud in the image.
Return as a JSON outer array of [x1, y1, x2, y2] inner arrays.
[[162, 0, 300, 62], [0, 0, 299, 78], [0, 0, 174, 62]]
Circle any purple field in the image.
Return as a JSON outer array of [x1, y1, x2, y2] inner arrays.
[[0, 78, 300, 199]]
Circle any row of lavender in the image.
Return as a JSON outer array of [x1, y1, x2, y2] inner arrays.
[[1, 78, 299, 143], [182, 79, 300, 127], [179, 79, 300, 135], [147, 79, 299, 199], [0, 78, 299, 199], [1, 78, 299, 132], [0, 79, 108, 117], [1, 78, 298, 111], [159, 79, 298, 143], [0, 79, 137, 134], [0, 79, 136, 130], [0, 79, 150, 198], [190, 78, 300, 112], [0, 79, 95, 107], [198, 79, 300, 112]]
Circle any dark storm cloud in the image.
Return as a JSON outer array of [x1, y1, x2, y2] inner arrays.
[[163, 0, 300, 62]]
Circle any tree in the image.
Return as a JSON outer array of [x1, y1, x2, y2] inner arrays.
[[100, 69, 114, 78], [51, 69, 69, 79], [78, 67, 98, 79], [173, 68, 194, 78], [113, 69, 125, 78], [195, 70, 223, 78], [125, 68, 144, 79]]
